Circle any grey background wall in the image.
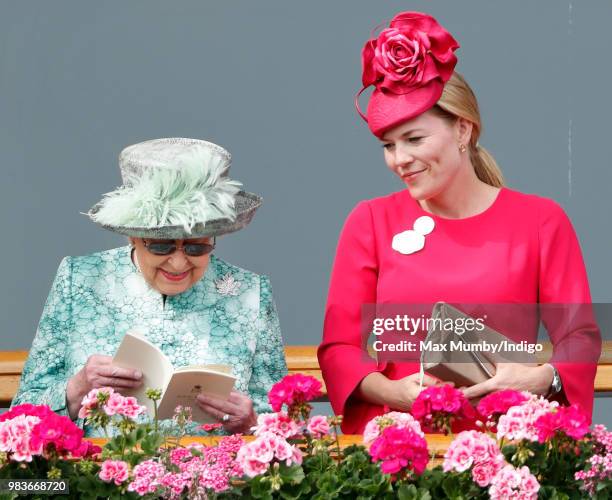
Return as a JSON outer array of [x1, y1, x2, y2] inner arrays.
[[1, 1, 610, 423]]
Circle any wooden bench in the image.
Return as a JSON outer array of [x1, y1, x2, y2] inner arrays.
[[1, 343, 611, 407]]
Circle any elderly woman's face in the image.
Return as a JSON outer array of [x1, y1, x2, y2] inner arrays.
[[381, 109, 470, 201], [130, 237, 213, 295]]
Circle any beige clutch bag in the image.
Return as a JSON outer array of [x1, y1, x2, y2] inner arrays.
[[421, 302, 536, 387]]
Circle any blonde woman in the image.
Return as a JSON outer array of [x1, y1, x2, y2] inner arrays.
[[318, 12, 600, 434]]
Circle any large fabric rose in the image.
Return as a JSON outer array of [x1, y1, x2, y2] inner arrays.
[[361, 12, 459, 94]]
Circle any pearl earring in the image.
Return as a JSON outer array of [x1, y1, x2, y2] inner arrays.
[[130, 247, 142, 273]]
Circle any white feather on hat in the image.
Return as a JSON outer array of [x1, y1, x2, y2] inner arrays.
[[90, 147, 241, 232]]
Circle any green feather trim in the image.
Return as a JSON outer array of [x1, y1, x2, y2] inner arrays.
[[90, 148, 242, 233]]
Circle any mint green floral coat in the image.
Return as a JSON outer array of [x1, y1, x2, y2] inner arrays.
[[13, 246, 288, 436]]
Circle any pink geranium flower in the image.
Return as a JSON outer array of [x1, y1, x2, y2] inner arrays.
[[200, 422, 223, 432], [169, 446, 194, 466], [166, 436, 244, 494], [489, 464, 540, 499], [306, 415, 330, 438], [477, 390, 530, 423], [369, 425, 429, 475], [575, 424, 612, 494], [78, 387, 145, 421], [103, 392, 146, 419], [497, 395, 558, 442], [411, 384, 475, 434], [363, 411, 424, 446], [443, 430, 506, 487], [535, 404, 590, 442], [0, 403, 94, 462], [252, 412, 302, 439], [199, 435, 245, 492], [0, 414, 41, 462], [78, 387, 114, 419], [268, 374, 322, 413], [592, 424, 612, 451], [236, 432, 302, 478], [73, 439, 102, 458], [159, 471, 191, 496], [128, 459, 166, 496], [29, 412, 85, 455], [0, 404, 54, 422], [99, 460, 129, 485]]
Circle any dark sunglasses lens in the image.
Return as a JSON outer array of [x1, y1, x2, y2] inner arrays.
[[146, 243, 176, 255], [184, 244, 214, 257]]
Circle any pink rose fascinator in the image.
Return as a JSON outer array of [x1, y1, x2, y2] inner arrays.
[[356, 11, 460, 138]]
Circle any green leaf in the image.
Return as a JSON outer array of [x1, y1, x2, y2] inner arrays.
[[140, 432, 164, 455], [134, 426, 146, 442], [397, 483, 420, 500], [74, 474, 107, 500], [278, 464, 305, 485], [249, 476, 273, 500], [538, 486, 571, 500], [501, 443, 517, 462], [124, 429, 139, 448], [279, 478, 311, 500], [396, 484, 433, 500], [441, 472, 472, 500], [104, 434, 129, 455]]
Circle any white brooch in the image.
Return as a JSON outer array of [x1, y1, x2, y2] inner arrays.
[[215, 273, 242, 296], [392, 216, 435, 255]]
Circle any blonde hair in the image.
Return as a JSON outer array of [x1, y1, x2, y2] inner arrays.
[[430, 72, 504, 187]]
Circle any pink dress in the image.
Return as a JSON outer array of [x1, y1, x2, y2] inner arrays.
[[318, 187, 601, 434]]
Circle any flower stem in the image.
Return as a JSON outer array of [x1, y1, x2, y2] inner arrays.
[[333, 423, 341, 458], [153, 400, 159, 434]]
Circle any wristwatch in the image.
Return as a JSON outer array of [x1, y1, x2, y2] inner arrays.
[[545, 364, 562, 398]]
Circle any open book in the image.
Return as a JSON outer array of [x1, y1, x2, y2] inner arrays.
[[113, 331, 236, 423]]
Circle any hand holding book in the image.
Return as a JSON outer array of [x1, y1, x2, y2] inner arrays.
[[113, 331, 236, 424], [196, 391, 258, 434], [66, 354, 143, 419]]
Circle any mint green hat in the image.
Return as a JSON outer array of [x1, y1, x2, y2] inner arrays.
[[87, 138, 262, 239]]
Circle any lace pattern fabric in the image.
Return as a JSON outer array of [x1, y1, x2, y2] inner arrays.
[[13, 246, 287, 436]]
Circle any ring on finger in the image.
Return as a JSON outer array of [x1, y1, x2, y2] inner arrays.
[[222, 414, 230, 423]]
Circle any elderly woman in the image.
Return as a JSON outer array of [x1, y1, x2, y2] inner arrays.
[[318, 12, 601, 434], [13, 138, 287, 435]]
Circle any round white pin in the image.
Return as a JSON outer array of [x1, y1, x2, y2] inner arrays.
[[413, 215, 435, 235], [392, 215, 435, 255]]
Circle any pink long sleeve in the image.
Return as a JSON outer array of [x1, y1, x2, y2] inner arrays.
[[318, 202, 388, 433], [537, 199, 601, 419]]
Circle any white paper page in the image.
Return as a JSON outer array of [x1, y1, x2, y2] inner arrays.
[[113, 330, 174, 418], [157, 370, 236, 422]]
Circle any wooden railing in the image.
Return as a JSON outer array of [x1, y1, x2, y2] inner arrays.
[[0, 351, 29, 407], [1, 342, 611, 407]]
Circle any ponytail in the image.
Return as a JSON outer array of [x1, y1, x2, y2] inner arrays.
[[470, 144, 504, 187], [433, 72, 505, 188]]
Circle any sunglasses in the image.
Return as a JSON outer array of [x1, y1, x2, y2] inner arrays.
[[143, 238, 216, 257]]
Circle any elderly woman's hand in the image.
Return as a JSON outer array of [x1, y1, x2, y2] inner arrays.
[[196, 391, 257, 434], [461, 363, 554, 402], [66, 354, 143, 419]]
